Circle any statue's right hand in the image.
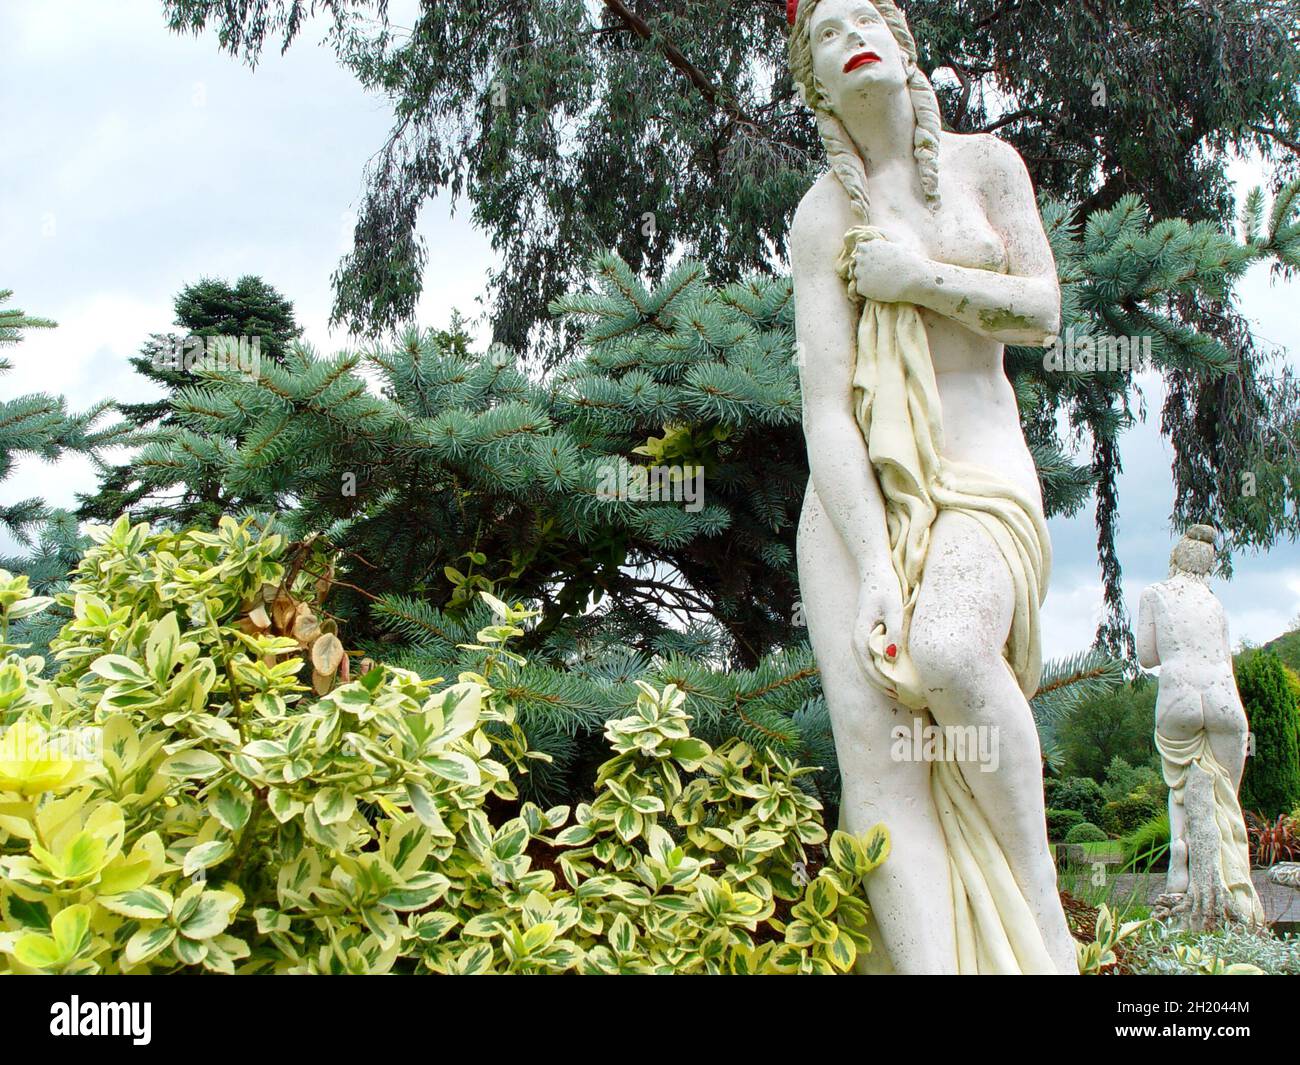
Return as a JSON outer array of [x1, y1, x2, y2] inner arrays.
[[852, 578, 904, 691]]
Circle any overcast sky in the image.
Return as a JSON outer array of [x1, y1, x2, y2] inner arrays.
[[2, 0, 1298, 659]]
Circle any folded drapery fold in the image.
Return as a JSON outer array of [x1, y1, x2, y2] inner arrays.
[[1156, 729, 1265, 925]]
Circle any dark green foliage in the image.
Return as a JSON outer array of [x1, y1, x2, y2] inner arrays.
[[1122, 812, 1171, 873], [1045, 807, 1084, 841], [907, 1, 1300, 222], [1100, 756, 1164, 805], [1238, 649, 1300, 818], [1098, 756, 1165, 837], [1046, 776, 1106, 827], [1101, 792, 1164, 838], [78, 276, 302, 527], [1057, 679, 1158, 780], [1065, 822, 1108, 845]]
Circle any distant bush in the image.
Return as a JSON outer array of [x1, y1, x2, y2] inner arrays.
[[1101, 756, 1163, 805], [1046, 808, 1084, 841], [1102, 791, 1164, 837], [1065, 822, 1108, 844], [1049, 777, 1105, 826], [1057, 683, 1157, 780]]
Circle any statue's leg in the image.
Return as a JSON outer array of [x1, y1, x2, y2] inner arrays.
[[1155, 683, 1203, 894], [1166, 784, 1189, 895], [798, 487, 959, 974], [907, 510, 1077, 974]]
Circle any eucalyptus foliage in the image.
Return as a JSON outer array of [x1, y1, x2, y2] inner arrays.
[[161, 0, 1300, 345]]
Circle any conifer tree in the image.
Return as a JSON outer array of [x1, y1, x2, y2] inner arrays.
[[1238, 649, 1300, 819], [78, 275, 302, 526], [98, 184, 1300, 671], [110, 259, 804, 664], [0, 291, 130, 650]]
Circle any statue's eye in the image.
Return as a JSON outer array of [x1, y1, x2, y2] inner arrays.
[[820, 26, 837, 41]]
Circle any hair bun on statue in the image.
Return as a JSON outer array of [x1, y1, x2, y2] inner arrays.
[[788, 0, 799, 26], [1186, 524, 1217, 544]]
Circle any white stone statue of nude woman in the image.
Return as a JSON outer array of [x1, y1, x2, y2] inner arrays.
[[787, 0, 1077, 972], [1137, 525, 1264, 929]]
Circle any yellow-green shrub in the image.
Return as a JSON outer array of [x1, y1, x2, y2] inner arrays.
[[0, 517, 888, 974]]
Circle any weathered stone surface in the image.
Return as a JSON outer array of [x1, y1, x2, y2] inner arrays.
[[1267, 863, 1300, 889], [789, 0, 1073, 973], [1137, 527, 1264, 931]]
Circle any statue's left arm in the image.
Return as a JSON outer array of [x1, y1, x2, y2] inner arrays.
[[856, 135, 1061, 346], [1136, 586, 1161, 669]]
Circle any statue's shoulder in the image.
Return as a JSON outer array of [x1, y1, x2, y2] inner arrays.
[[942, 129, 1025, 170], [1141, 578, 1170, 601], [1139, 579, 1173, 618], [791, 172, 853, 256]]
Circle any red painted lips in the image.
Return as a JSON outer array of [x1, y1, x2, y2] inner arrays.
[[843, 51, 882, 73]]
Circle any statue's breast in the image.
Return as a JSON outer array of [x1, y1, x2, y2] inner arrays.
[[870, 192, 1010, 275]]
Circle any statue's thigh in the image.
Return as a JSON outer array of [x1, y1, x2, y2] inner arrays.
[[797, 488, 927, 785], [910, 510, 1015, 664]]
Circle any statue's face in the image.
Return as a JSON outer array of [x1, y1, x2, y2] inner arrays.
[[808, 0, 908, 114]]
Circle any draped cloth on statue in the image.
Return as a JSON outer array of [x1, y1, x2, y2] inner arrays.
[[838, 226, 1056, 974], [1155, 729, 1265, 925]]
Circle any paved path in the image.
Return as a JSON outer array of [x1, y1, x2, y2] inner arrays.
[[1078, 870, 1300, 926]]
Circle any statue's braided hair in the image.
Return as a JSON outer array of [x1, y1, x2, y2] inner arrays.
[[788, 0, 942, 226]]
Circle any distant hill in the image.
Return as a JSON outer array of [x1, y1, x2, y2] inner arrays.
[[1262, 627, 1300, 673]]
